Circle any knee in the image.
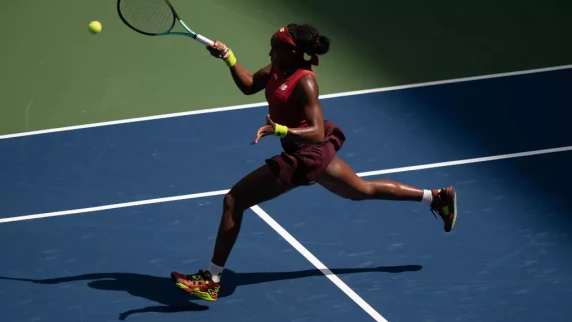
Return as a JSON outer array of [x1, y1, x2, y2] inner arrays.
[[223, 192, 247, 213], [223, 193, 236, 211]]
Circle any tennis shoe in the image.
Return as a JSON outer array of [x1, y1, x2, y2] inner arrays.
[[430, 186, 457, 232], [170, 270, 220, 301]]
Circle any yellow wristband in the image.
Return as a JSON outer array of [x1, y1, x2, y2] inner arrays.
[[223, 49, 237, 67], [273, 123, 288, 138]]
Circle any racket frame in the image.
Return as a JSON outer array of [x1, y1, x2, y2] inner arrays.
[[117, 0, 214, 46]]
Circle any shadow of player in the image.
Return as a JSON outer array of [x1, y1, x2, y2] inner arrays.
[[0, 265, 421, 320]]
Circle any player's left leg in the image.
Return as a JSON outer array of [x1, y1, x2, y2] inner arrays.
[[317, 156, 457, 232], [171, 163, 295, 301]]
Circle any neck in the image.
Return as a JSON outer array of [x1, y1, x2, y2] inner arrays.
[[282, 68, 297, 76], [278, 62, 310, 76]]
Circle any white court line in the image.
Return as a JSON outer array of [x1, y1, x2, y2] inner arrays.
[[0, 189, 230, 224], [355, 145, 572, 177], [1, 145, 570, 225], [251, 205, 387, 321], [0, 64, 571, 140]]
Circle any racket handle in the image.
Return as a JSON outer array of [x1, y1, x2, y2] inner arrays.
[[195, 34, 214, 46]]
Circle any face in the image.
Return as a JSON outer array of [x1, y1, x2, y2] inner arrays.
[[269, 34, 297, 69]]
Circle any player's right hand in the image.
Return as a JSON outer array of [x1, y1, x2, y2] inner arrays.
[[207, 40, 230, 59]]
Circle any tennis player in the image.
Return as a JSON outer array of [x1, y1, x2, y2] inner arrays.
[[171, 24, 457, 302]]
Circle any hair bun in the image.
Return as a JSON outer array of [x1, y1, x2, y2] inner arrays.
[[315, 35, 330, 55]]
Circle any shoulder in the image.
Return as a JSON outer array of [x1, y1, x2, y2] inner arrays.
[[257, 63, 274, 77], [295, 73, 319, 99]]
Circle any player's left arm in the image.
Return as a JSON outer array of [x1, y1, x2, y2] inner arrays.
[[285, 74, 325, 143]]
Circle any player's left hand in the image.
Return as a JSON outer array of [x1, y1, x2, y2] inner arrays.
[[250, 115, 276, 145]]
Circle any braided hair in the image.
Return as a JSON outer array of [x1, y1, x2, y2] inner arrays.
[[286, 24, 331, 58]]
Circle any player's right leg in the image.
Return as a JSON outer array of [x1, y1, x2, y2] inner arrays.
[[317, 156, 457, 232], [171, 163, 295, 301]]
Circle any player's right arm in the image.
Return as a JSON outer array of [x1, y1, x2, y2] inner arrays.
[[207, 41, 271, 95], [230, 63, 272, 95]]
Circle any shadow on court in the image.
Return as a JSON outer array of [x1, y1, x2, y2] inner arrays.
[[0, 265, 421, 320]]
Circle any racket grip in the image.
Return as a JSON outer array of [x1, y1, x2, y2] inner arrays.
[[195, 34, 214, 46]]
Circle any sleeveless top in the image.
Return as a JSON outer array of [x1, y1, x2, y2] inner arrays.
[[265, 66, 318, 153]]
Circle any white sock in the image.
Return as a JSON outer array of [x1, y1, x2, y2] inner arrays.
[[207, 262, 224, 283], [422, 189, 433, 204]]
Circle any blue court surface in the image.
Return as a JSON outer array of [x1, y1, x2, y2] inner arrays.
[[1, 67, 572, 322]]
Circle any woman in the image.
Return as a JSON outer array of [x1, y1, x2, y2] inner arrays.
[[171, 24, 457, 302]]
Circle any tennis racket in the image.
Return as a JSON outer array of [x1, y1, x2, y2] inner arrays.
[[117, 0, 215, 47]]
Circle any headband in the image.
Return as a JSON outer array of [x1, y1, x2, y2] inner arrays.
[[275, 26, 319, 66]]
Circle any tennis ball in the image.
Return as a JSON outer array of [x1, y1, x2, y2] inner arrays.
[[88, 21, 102, 34]]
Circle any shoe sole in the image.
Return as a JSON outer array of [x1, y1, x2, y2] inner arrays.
[[450, 186, 458, 231]]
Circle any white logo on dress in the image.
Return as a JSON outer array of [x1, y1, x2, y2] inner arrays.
[[279, 84, 287, 90]]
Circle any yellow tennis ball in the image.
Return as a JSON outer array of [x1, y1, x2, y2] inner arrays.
[[88, 21, 102, 34]]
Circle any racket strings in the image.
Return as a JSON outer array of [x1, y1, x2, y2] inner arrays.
[[118, 0, 175, 34]]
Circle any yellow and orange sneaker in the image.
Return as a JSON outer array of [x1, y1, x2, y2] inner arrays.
[[430, 186, 458, 232], [170, 270, 220, 302]]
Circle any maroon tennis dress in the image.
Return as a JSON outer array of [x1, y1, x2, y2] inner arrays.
[[264, 66, 346, 186]]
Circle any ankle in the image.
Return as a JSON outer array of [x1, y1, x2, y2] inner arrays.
[[207, 262, 224, 283], [421, 189, 433, 204]]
